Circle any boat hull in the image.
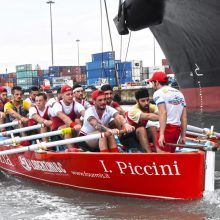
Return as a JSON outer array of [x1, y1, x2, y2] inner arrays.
[[0, 146, 205, 200]]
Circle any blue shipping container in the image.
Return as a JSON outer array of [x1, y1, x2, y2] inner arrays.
[[92, 51, 115, 62], [87, 78, 98, 86], [86, 60, 118, 71]]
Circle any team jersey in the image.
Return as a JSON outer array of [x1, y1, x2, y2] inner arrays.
[[29, 106, 49, 119], [126, 103, 158, 128], [81, 105, 118, 134], [25, 97, 35, 104], [74, 98, 91, 110], [51, 100, 84, 131], [52, 100, 84, 116], [153, 86, 186, 125]]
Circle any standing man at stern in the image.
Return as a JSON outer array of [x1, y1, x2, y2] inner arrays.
[[148, 71, 187, 153]]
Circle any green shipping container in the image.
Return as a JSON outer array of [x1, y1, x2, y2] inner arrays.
[[16, 64, 32, 72]]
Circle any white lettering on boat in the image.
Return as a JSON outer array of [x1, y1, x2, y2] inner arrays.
[[115, 161, 181, 176], [0, 155, 14, 166], [18, 156, 66, 173], [99, 160, 181, 176]]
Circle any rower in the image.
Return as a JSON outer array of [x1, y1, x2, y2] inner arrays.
[[78, 90, 134, 153], [51, 85, 85, 151], [4, 86, 31, 138], [25, 86, 39, 104], [100, 84, 125, 116], [0, 87, 10, 127], [47, 87, 62, 107], [28, 93, 52, 142], [73, 84, 91, 110], [122, 88, 159, 153]]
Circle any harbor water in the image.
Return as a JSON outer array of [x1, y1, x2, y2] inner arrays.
[[0, 110, 220, 220]]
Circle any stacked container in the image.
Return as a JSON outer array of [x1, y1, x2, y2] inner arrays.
[[0, 73, 16, 87], [16, 64, 35, 90], [48, 66, 87, 87], [86, 51, 118, 86]]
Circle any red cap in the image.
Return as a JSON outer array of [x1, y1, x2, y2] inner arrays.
[[0, 87, 7, 93], [91, 90, 105, 100], [61, 85, 72, 94], [147, 71, 168, 83]]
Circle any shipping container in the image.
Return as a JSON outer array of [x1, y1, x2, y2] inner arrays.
[[52, 76, 71, 84], [87, 69, 103, 79], [16, 71, 37, 78], [32, 78, 39, 85], [92, 51, 115, 62], [16, 64, 32, 72], [17, 78, 33, 85], [43, 69, 49, 75], [8, 72, 16, 78], [148, 66, 166, 76], [80, 66, 86, 74], [132, 60, 143, 69], [37, 70, 44, 76], [87, 78, 98, 86], [86, 60, 118, 71]]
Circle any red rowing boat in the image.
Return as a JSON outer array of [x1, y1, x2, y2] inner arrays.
[[0, 145, 205, 200]]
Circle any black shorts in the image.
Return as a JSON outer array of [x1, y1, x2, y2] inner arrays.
[[119, 131, 140, 149], [77, 133, 100, 152]]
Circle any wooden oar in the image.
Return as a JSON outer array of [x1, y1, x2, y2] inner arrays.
[[165, 142, 219, 152], [0, 121, 19, 129], [0, 124, 43, 137], [0, 131, 113, 156], [0, 127, 73, 146]]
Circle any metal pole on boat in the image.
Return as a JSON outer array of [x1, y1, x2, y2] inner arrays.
[[0, 121, 19, 129], [0, 132, 108, 156], [46, 1, 55, 66], [205, 151, 215, 192], [0, 124, 43, 137], [0, 128, 72, 145]]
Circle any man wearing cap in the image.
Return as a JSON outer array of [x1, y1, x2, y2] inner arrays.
[[51, 85, 85, 151], [0, 87, 10, 126], [78, 90, 134, 153], [73, 84, 91, 110], [148, 71, 187, 153], [123, 88, 159, 152], [100, 84, 125, 116]]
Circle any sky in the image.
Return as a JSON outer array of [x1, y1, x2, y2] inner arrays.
[[0, 0, 165, 73]]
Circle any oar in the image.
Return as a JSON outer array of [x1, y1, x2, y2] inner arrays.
[[0, 131, 113, 156], [0, 127, 73, 145], [186, 130, 207, 137], [0, 124, 43, 137], [165, 142, 219, 152], [0, 121, 19, 129], [187, 125, 220, 138]]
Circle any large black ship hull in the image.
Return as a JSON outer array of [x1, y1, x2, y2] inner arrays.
[[123, 0, 220, 111]]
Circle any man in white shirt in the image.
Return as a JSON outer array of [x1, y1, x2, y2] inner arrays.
[[73, 84, 91, 110], [51, 85, 85, 151], [79, 90, 133, 153], [25, 86, 39, 104], [148, 71, 187, 153], [29, 93, 52, 142]]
